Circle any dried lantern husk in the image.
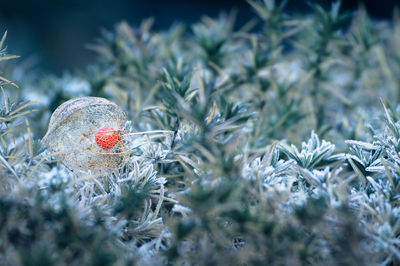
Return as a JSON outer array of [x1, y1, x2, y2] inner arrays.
[[42, 97, 128, 172]]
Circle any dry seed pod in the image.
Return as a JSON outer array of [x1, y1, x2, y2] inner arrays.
[[42, 97, 128, 172]]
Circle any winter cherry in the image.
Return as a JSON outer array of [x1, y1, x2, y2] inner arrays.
[[95, 127, 120, 150]]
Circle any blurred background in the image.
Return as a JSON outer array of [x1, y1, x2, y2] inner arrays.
[[0, 0, 398, 74]]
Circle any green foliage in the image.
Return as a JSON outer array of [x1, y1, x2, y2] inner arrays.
[[2, 1, 400, 265]]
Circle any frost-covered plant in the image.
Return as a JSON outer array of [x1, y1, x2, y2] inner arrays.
[[279, 131, 339, 169], [2, 0, 400, 265]]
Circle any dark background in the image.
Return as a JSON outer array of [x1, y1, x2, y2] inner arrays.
[[0, 0, 398, 74]]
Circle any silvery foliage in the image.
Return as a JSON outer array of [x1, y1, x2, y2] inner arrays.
[[344, 105, 400, 262], [277, 132, 345, 201], [36, 124, 173, 263], [244, 134, 345, 210], [3, 1, 400, 264], [278, 131, 340, 170], [243, 145, 295, 192]]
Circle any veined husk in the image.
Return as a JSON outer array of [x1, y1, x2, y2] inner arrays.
[[42, 97, 128, 173]]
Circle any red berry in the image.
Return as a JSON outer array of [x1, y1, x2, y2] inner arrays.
[[95, 127, 120, 150]]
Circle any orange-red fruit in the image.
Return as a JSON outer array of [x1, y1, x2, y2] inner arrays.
[[95, 127, 120, 150]]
